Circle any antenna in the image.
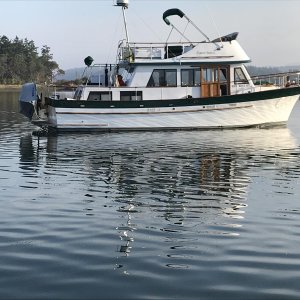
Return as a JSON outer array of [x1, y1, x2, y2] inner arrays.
[[116, 0, 129, 8]]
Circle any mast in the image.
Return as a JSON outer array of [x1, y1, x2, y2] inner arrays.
[[116, 0, 130, 47]]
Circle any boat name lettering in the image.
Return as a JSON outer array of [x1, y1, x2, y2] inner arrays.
[[196, 51, 215, 55], [147, 108, 159, 113], [232, 84, 249, 88]]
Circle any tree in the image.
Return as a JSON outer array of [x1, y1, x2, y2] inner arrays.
[[0, 35, 63, 84]]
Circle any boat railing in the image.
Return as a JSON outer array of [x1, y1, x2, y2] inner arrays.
[[83, 63, 120, 87], [118, 41, 201, 61], [250, 71, 300, 90]]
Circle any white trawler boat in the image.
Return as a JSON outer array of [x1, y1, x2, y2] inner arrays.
[[20, 0, 300, 132]]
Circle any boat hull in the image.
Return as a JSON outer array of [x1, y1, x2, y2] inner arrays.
[[45, 87, 300, 132]]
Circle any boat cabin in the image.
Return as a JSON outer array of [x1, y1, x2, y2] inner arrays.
[[72, 8, 255, 102]]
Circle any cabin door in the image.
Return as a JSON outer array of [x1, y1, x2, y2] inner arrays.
[[219, 67, 230, 96], [200, 67, 220, 98]]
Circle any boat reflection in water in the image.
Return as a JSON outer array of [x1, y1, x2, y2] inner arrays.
[[19, 126, 299, 259]]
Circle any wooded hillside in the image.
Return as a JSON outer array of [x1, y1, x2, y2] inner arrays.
[[0, 35, 63, 85]]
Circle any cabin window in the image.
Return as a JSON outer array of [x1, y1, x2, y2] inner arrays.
[[181, 69, 193, 86], [202, 68, 219, 82], [181, 69, 201, 86], [120, 91, 143, 101], [202, 68, 212, 82], [165, 45, 183, 59], [194, 69, 201, 86], [165, 70, 177, 87], [147, 69, 177, 87], [87, 91, 112, 101], [220, 68, 228, 81], [147, 70, 163, 87], [234, 67, 248, 83]]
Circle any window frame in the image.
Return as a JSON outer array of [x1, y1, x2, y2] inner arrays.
[[120, 91, 143, 101], [181, 69, 194, 87], [87, 91, 112, 101], [147, 69, 177, 87], [234, 67, 248, 84], [181, 68, 201, 87]]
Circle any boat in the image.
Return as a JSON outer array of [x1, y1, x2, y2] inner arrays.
[[19, 0, 300, 132]]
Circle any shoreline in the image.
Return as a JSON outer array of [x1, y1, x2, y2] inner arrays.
[[0, 85, 22, 91]]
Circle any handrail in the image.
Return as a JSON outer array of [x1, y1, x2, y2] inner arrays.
[[250, 70, 300, 80], [250, 71, 300, 88]]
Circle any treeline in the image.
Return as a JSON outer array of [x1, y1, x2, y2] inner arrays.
[[247, 65, 300, 77], [0, 35, 64, 85], [247, 66, 281, 77]]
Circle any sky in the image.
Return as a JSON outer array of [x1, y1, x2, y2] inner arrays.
[[1, 0, 300, 70]]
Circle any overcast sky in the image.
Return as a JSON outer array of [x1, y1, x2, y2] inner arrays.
[[1, 0, 300, 70]]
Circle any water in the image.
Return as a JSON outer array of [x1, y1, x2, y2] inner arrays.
[[1, 90, 300, 299]]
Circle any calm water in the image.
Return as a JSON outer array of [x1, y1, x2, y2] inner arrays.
[[1, 90, 300, 299]]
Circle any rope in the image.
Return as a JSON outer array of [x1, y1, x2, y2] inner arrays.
[[166, 27, 174, 44], [180, 21, 189, 43]]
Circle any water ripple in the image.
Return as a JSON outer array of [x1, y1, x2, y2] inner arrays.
[[1, 93, 300, 299]]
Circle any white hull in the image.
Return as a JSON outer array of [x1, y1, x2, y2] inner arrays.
[[47, 95, 299, 131]]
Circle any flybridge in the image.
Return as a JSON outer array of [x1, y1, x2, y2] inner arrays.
[[117, 32, 240, 62]]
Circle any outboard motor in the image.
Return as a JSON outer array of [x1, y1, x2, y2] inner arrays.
[[19, 82, 38, 120]]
